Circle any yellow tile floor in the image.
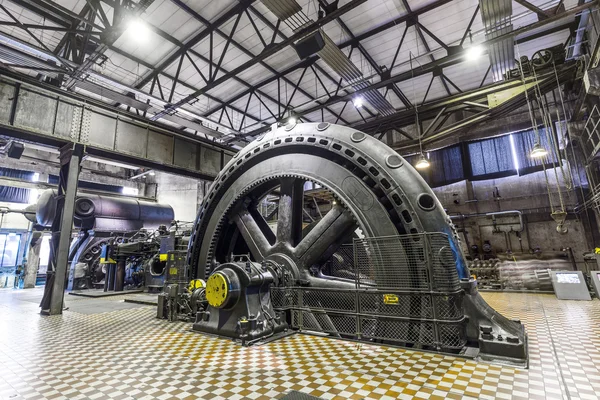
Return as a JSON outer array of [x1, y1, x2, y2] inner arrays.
[[1, 288, 599, 399]]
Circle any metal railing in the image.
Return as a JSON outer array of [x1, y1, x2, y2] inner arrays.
[[272, 233, 467, 350], [582, 104, 600, 162]]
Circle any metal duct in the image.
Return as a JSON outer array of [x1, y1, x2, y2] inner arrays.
[[261, 0, 302, 20], [0, 45, 60, 78], [261, 0, 396, 116], [318, 33, 396, 116], [480, 0, 515, 82], [75, 80, 151, 111]]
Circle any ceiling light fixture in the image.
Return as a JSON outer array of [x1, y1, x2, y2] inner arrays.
[[149, 171, 155, 176], [410, 49, 431, 171], [530, 142, 549, 158], [415, 154, 430, 169], [353, 96, 363, 108], [288, 116, 297, 125], [465, 45, 484, 61], [127, 19, 151, 43]]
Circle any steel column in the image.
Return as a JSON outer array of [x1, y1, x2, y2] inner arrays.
[[40, 143, 85, 315]]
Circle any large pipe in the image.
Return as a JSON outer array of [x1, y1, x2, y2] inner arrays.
[[450, 210, 524, 232], [36, 190, 174, 229]]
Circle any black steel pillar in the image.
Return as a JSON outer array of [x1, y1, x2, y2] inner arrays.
[[40, 143, 85, 315]]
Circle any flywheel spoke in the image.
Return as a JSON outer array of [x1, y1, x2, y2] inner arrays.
[[276, 177, 305, 247], [293, 203, 357, 269], [232, 207, 273, 261]]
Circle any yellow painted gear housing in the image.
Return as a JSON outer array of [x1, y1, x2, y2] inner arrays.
[[205, 272, 229, 308]]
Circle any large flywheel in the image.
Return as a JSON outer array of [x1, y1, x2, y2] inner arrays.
[[188, 122, 527, 364], [189, 122, 463, 279]]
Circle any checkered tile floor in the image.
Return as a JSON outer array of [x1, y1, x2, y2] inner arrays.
[[1, 288, 600, 400]]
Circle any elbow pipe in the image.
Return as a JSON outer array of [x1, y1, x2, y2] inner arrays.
[[450, 210, 524, 232]]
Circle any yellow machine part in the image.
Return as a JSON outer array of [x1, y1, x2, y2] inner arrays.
[[205, 273, 228, 308], [188, 279, 205, 292]]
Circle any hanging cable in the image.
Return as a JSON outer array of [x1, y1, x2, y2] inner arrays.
[[515, 44, 555, 212]]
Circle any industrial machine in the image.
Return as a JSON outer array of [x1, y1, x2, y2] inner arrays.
[[185, 123, 528, 365], [157, 250, 206, 322], [33, 189, 174, 290], [100, 224, 191, 293]]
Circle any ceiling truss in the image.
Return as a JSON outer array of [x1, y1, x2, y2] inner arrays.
[[0, 0, 590, 149]]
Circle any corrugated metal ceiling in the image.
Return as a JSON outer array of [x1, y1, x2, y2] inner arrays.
[[0, 0, 583, 145]]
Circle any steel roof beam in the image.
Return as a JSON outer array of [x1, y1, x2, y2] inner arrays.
[[316, 0, 410, 109], [4, 0, 282, 131], [134, 0, 257, 90], [167, 0, 350, 124], [151, 0, 367, 121], [242, 1, 594, 137], [204, 0, 455, 122]]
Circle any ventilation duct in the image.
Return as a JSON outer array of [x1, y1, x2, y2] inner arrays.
[[480, 0, 515, 82], [0, 45, 61, 78], [317, 33, 396, 116], [261, 0, 396, 117], [261, 0, 302, 20]]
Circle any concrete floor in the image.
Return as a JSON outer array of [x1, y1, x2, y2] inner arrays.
[[0, 288, 599, 399]]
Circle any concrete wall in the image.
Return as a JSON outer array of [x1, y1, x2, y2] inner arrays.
[[432, 165, 593, 269], [0, 201, 31, 230], [152, 172, 206, 223]]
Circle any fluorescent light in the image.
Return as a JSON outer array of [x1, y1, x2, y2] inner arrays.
[[122, 187, 139, 196], [28, 188, 39, 205], [530, 142, 548, 158], [126, 19, 151, 43], [353, 97, 363, 108], [465, 45, 484, 61], [149, 171, 155, 176], [509, 134, 520, 171], [415, 154, 430, 169]]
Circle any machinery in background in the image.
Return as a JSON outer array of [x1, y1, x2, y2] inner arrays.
[[468, 258, 501, 289], [32, 189, 174, 291], [496, 251, 574, 291], [157, 250, 206, 322], [504, 45, 566, 80], [100, 224, 191, 293]]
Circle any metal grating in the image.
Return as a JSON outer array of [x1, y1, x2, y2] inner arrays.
[[361, 317, 435, 345], [272, 233, 467, 350], [353, 234, 461, 291]]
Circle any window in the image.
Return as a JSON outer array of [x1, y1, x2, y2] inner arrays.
[[38, 235, 51, 274], [468, 135, 516, 179], [406, 145, 465, 187], [511, 127, 560, 174], [0, 167, 34, 203], [0, 233, 21, 267], [429, 145, 465, 187]]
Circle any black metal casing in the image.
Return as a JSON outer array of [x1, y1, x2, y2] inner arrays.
[[193, 262, 287, 345]]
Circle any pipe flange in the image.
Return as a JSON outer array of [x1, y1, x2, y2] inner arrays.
[[74, 198, 95, 217]]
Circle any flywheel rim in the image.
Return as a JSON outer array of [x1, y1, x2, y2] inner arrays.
[[188, 123, 467, 282]]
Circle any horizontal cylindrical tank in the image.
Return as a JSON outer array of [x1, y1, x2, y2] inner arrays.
[[36, 189, 174, 229]]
